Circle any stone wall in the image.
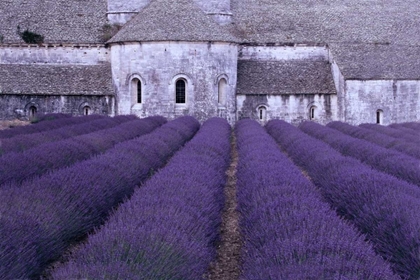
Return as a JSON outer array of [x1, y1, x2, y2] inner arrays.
[[236, 44, 337, 124], [239, 45, 329, 61], [111, 41, 238, 123], [0, 94, 114, 120], [0, 45, 109, 65], [236, 94, 337, 125], [107, 0, 151, 25], [343, 80, 420, 125]]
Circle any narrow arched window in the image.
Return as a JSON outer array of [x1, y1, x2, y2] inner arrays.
[[83, 106, 91, 115], [258, 106, 267, 121], [137, 80, 142, 103], [29, 106, 37, 119], [218, 78, 227, 106], [131, 78, 142, 104], [309, 106, 316, 120], [176, 80, 186, 104], [376, 109, 383, 124]]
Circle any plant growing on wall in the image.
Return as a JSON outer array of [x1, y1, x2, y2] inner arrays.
[[17, 26, 44, 44], [100, 23, 122, 42]]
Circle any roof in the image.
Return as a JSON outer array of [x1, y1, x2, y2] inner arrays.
[[0, 64, 113, 96], [0, 0, 108, 44], [330, 43, 420, 80], [230, 0, 420, 46], [236, 60, 336, 95], [108, 0, 237, 43]]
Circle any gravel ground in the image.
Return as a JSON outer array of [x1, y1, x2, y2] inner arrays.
[[207, 133, 242, 280]]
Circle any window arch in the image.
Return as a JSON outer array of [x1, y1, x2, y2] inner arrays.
[[176, 79, 186, 104], [218, 78, 227, 106], [376, 109, 383, 124], [29, 106, 37, 119], [131, 78, 142, 104], [83, 106, 91, 116], [257, 106, 267, 121], [309, 106, 317, 120]]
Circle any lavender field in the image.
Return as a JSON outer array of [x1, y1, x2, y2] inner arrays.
[[1, 115, 419, 280]]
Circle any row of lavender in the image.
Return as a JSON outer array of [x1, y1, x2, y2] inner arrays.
[[235, 120, 397, 279], [0, 116, 199, 279], [267, 120, 420, 279], [0, 115, 139, 155], [0, 114, 104, 139], [0, 116, 166, 186], [52, 118, 231, 279], [299, 121, 420, 188], [327, 121, 420, 159]]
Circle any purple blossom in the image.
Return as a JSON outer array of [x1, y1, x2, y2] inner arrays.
[[0, 114, 105, 139], [300, 121, 420, 188], [0, 116, 166, 186], [0, 115, 138, 155], [236, 119, 398, 279], [0, 116, 199, 279], [51, 117, 231, 279], [328, 121, 420, 160], [360, 123, 420, 145], [267, 119, 420, 279]]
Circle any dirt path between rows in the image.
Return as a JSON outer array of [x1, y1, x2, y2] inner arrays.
[[207, 133, 242, 280]]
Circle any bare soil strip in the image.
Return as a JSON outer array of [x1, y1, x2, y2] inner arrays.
[[207, 133, 242, 280], [0, 120, 29, 130]]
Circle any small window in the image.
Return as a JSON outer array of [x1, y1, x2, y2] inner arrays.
[[218, 78, 227, 106], [137, 80, 142, 103], [309, 106, 316, 120], [258, 106, 267, 121], [83, 106, 91, 116], [176, 80, 186, 104], [131, 78, 142, 104], [376, 110, 383, 124], [29, 106, 37, 119]]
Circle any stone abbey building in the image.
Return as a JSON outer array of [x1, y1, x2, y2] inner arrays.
[[1, 0, 419, 125]]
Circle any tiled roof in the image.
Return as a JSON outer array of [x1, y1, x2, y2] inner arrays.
[[330, 43, 420, 80], [0, 64, 113, 95], [0, 0, 108, 44], [230, 0, 420, 46], [237, 60, 336, 95], [108, 0, 237, 43]]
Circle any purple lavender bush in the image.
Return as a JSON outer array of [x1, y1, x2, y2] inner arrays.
[[267, 119, 420, 279], [0, 115, 138, 155], [0, 114, 104, 139], [328, 121, 420, 159], [51, 117, 231, 279], [360, 123, 420, 145], [0, 116, 166, 186], [300, 121, 420, 188], [399, 122, 420, 132], [235, 119, 397, 279], [0, 116, 199, 280], [389, 123, 420, 137]]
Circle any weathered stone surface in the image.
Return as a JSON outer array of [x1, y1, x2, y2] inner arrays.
[[0, 94, 114, 120], [111, 41, 238, 124]]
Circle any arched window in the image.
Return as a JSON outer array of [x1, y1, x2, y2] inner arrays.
[[309, 106, 316, 120], [83, 106, 91, 116], [258, 106, 267, 121], [131, 78, 142, 104], [218, 78, 227, 106], [176, 79, 186, 104], [29, 106, 37, 119], [376, 109, 383, 124]]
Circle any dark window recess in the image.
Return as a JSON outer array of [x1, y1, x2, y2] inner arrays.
[[137, 80, 142, 103], [176, 80, 186, 103], [83, 106, 91, 115]]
